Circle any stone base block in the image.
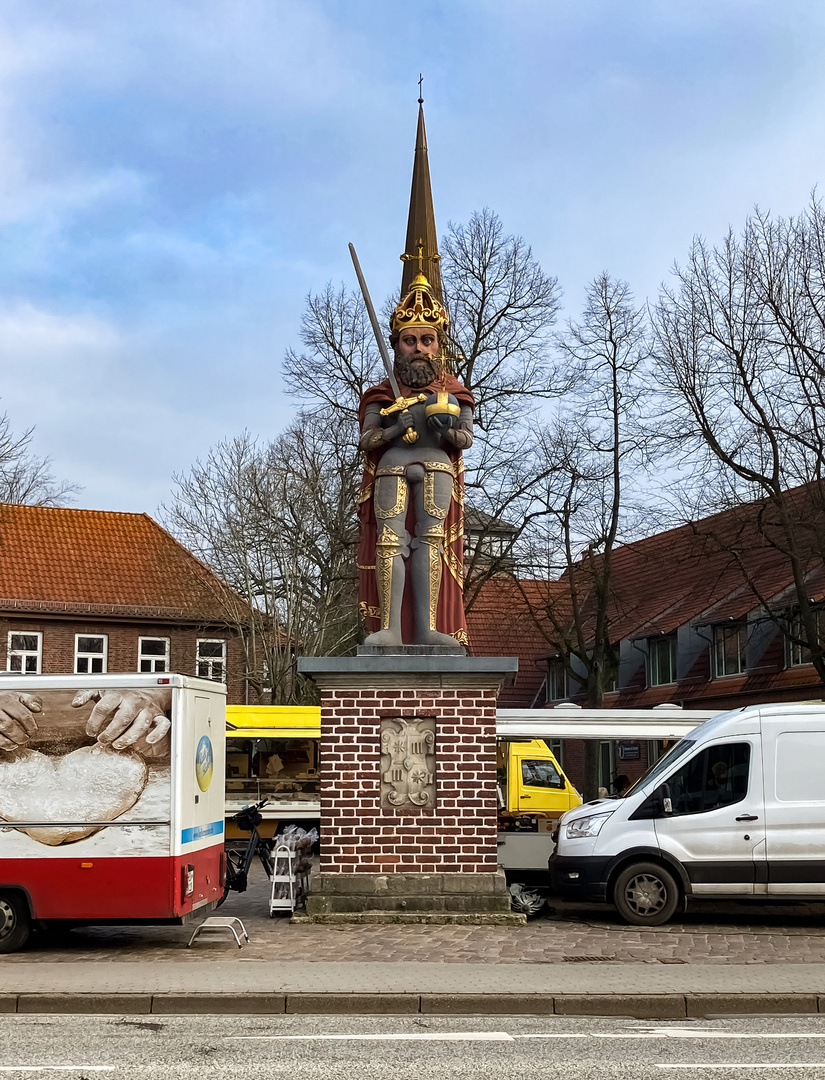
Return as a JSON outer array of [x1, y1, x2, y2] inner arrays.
[[303, 870, 522, 924]]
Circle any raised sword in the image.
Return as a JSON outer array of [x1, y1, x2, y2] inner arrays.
[[348, 242, 425, 444]]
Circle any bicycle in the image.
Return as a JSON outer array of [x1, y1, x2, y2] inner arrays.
[[219, 799, 276, 904]]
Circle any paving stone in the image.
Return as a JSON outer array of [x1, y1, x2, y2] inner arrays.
[[5, 864, 825, 969]]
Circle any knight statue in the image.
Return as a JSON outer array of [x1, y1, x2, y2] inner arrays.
[[355, 101, 474, 649]]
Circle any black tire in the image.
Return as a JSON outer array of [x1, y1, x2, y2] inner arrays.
[[612, 862, 679, 926], [0, 892, 31, 953]]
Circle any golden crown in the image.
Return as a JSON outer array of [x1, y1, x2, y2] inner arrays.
[[389, 270, 449, 337]]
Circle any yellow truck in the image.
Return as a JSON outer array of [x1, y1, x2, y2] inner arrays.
[[496, 737, 582, 877]]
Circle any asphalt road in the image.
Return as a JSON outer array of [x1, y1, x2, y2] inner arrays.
[[4, 1014, 825, 1078]]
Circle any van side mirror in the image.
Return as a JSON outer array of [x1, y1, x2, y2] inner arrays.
[[629, 783, 673, 821]]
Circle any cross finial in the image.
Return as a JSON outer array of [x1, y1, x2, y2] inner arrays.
[[418, 73, 424, 105]]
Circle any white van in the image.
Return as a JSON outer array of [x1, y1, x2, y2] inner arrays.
[[548, 702, 825, 925]]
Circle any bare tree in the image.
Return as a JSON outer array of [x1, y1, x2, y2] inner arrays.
[[0, 410, 78, 506], [442, 208, 563, 433], [283, 284, 382, 423], [653, 197, 825, 681], [161, 417, 359, 704], [517, 275, 653, 797]]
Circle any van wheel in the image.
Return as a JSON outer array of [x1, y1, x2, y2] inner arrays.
[[0, 892, 31, 953], [613, 862, 679, 926]]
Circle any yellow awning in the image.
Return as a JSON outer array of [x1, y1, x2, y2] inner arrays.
[[225, 705, 321, 740]]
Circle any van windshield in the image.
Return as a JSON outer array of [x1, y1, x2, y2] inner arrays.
[[622, 739, 695, 799]]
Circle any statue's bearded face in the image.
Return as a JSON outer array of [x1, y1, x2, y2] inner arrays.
[[393, 327, 441, 388]]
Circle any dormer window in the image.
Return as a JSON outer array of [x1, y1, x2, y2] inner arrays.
[[713, 622, 746, 677], [648, 634, 677, 686]]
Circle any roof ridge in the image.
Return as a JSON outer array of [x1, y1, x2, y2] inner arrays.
[[0, 502, 146, 519]]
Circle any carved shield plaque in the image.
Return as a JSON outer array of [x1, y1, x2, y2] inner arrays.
[[380, 717, 436, 807]]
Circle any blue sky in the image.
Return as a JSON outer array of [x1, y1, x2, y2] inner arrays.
[[0, 0, 823, 511]]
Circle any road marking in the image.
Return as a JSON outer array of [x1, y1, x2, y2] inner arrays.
[[0, 1069, 115, 1073], [595, 1032, 825, 1040], [656, 1066, 825, 1070], [226, 1032, 515, 1042], [516, 1032, 825, 1040]]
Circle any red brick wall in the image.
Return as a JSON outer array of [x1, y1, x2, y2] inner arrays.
[[319, 686, 500, 875], [0, 616, 246, 703]]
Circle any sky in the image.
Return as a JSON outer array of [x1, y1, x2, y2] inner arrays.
[[1, 0, 824, 513]]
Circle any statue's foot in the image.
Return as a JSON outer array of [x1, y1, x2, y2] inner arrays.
[[416, 629, 462, 647], [363, 629, 404, 647]]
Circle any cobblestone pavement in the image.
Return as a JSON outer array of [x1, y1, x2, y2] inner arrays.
[[3, 864, 825, 967]]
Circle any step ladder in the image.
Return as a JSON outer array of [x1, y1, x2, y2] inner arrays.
[[269, 844, 297, 915]]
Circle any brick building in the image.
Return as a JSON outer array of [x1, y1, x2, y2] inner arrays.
[[467, 486, 825, 794], [0, 503, 250, 702]]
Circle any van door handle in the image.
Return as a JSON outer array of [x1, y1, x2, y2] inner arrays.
[[521, 795, 531, 799], [736, 814, 758, 821]]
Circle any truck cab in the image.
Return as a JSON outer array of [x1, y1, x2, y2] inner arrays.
[[496, 738, 581, 877]]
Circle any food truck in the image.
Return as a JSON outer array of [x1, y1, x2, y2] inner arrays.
[[0, 673, 226, 952], [224, 705, 321, 839]]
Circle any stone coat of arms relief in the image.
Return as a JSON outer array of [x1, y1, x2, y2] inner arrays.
[[380, 716, 436, 807]]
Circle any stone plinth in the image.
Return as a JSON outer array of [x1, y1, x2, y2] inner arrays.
[[297, 654, 521, 924]]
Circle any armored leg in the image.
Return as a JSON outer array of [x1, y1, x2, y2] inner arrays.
[[410, 469, 457, 646], [364, 474, 409, 646]]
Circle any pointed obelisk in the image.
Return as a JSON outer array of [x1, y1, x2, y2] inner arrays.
[[400, 89, 444, 306]]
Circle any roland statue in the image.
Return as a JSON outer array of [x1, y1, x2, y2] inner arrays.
[[353, 260, 474, 649]]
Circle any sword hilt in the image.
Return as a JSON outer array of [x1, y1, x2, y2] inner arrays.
[[380, 394, 426, 444]]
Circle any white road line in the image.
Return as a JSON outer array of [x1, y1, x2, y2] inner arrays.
[[226, 1032, 515, 1042], [596, 1032, 825, 1040], [657, 1066, 825, 1070], [0, 1069, 115, 1073], [517, 1032, 825, 1040]]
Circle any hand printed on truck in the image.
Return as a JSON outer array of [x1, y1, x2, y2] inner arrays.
[[72, 687, 172, 759], [0, 692, 42, 751]]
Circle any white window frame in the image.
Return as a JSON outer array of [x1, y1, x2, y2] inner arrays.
[[197, 638, 226, 681], [138, 636, 170, 673], [547, 659, 569, 702], [7, 631, 42, 674], [648, 634, 677, 687], [713, 622, 747, 677], [74, 634, 108, 675]]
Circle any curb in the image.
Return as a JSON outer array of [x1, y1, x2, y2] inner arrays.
[[2, 993, 824, 1019]]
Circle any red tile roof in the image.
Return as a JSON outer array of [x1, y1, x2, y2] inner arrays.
[[566, 483, 825, 645], [0, 503, 238, 621], [466, 578, 565, 707]]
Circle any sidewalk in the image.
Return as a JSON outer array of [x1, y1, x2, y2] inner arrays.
[[2, 868, 825, 1018]]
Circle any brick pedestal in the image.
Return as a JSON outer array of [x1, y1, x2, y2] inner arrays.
[[297, 654, 522, 924]]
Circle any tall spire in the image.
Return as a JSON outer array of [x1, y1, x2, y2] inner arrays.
[[400, 96, 443, 305]]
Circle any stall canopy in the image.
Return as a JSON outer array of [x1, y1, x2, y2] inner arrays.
[[225, 705, 321, 740]]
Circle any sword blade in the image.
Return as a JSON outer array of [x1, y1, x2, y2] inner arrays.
[[348, 243, 402, 400]]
